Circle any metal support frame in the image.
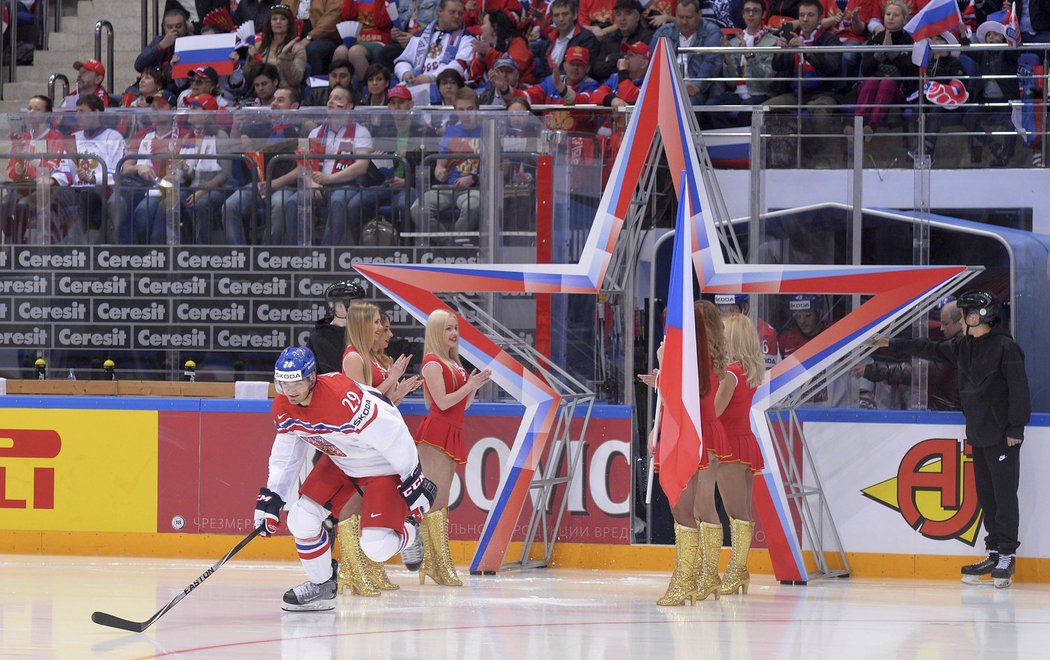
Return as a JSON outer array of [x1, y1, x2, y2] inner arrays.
[[767, 265, 980, 580], [445, 293, 596, 571], [95, 20, 115, 95]]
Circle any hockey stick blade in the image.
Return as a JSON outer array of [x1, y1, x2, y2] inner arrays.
[[91, 525, 264, 633]]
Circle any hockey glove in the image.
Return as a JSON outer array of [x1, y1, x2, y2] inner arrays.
[[399, 463, 437, 513], [254, 487, 285, 536]]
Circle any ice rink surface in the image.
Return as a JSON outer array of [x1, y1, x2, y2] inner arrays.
[[3, 555, 1049, 659]]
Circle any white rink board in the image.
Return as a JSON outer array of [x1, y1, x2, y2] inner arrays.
[[801, 410, 1050, 558]]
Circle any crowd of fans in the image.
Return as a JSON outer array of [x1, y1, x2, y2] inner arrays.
[[2, 0, 1049, 245]]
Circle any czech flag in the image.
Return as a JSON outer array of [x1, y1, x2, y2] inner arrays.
[[172, 34, 237, 78], [656, 172, 704, 507]]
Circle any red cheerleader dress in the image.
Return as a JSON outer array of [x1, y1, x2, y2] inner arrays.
[[415, 354, 470, 463], [710, 362, 765, 472]]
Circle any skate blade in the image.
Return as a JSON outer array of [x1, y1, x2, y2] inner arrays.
[[282, 601, 336, 612], [961, 575, 992, 585], [993, 578, 1012, 589]]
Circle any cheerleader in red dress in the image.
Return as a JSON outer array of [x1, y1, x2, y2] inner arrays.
[[416, 309, 491, 586], [651, 300, 728, 606], [308, 302, 417, 596], [711, 313, 767, 596]]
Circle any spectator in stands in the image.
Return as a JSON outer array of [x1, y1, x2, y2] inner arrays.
[[767, 0, 801, 22], [246, 63, 281, 107], [578, 40, 650, 106], [337, 0, 399, 88], [591, 0, 653, 83], [412, 88, 482, 242], [433, 68, 467, 105], [52, 95, 127, 243], [135, 7, 190, 76], [649, 0, 724, 105], [232, 0, 269, 27], [778, 293, 827, 359], [766, 0, 841, 164], [855, 0, 915, 133], [350, 85, 439, 242], [532, 45, 601, 104], [304, 58, 354, 106], [359, 64, 393, 106], [122, 67, 170, 109], [243, 4, 308, 89], [1019, 0, 1050, 43], [222, 87, 302, 244], [580, 0, 619, 37], [819, 0, 880, 81], [177, 66, 231, 108], [478, 57, 533, 105], [61, 59, 112, 110], [536, 0, 600, 80], [120, 90, 187, 243], [701, 0, 739, 27], [908, 33, 966, 168], [290, 86, 378, 245], [965, 19, 1020, 167], [707, 0, 782, 127], [302, 0, 348, 77], [394, 0, 475, 87], [180, 95, 234, 244], [366, 0, 441, 75], [470, 9, 536, 85], [3, 95, 66, 244]]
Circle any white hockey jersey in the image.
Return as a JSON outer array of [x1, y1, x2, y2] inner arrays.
[[266, 373, 419, 504]]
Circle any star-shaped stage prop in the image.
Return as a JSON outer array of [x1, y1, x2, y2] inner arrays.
[[356, 38, 971, 580]]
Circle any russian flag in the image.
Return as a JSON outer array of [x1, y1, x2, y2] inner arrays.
[[656, 172, 704, 507], [904, 0, 962, 43], [172, 34, 237, 78]]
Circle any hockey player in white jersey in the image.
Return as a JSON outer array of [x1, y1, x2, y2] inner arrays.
[[254, 346, 437, 612]]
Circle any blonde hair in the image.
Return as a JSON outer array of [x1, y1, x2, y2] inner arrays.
[[344, 302, 381, 386], [376, 313, 393, 369], [422, 309, 462, 407], [883, 0, 912, 21], [722, 313, 765, 389], [697, 300, 728, 380]]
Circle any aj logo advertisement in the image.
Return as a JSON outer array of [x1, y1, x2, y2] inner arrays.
[[861, 438, 983, 546]]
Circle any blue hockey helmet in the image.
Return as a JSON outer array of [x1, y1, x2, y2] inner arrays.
[[274, 346, 317, 391], [713, 293, 750, 312], [788, 293, 823, 313]]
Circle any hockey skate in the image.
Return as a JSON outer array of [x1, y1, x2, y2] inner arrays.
[[283, 578, 338, 612], [991, 555, 1015, 589], [961, 553, 998, 585], [401, 516, 424, 572]]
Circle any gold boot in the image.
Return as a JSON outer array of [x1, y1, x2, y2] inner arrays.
[[720, 518, 755, 596], [425, 508, 463, 586], [336, 515, 380, 597], [657, 522, 700, 606], [364, 556, 399, 591], [695, 522, 723, 601], [418, 511, 442, 585]]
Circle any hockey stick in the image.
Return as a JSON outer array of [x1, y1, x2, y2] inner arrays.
[[91, 525, 264, 633]]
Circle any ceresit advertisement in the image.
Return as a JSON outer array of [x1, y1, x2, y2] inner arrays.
[[0, 409, 158, 532], [801, 410, 1050, 557]]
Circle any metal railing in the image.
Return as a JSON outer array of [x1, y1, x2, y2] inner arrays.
[[95, 20, 115, 95], [47, 73, 69, 102]]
